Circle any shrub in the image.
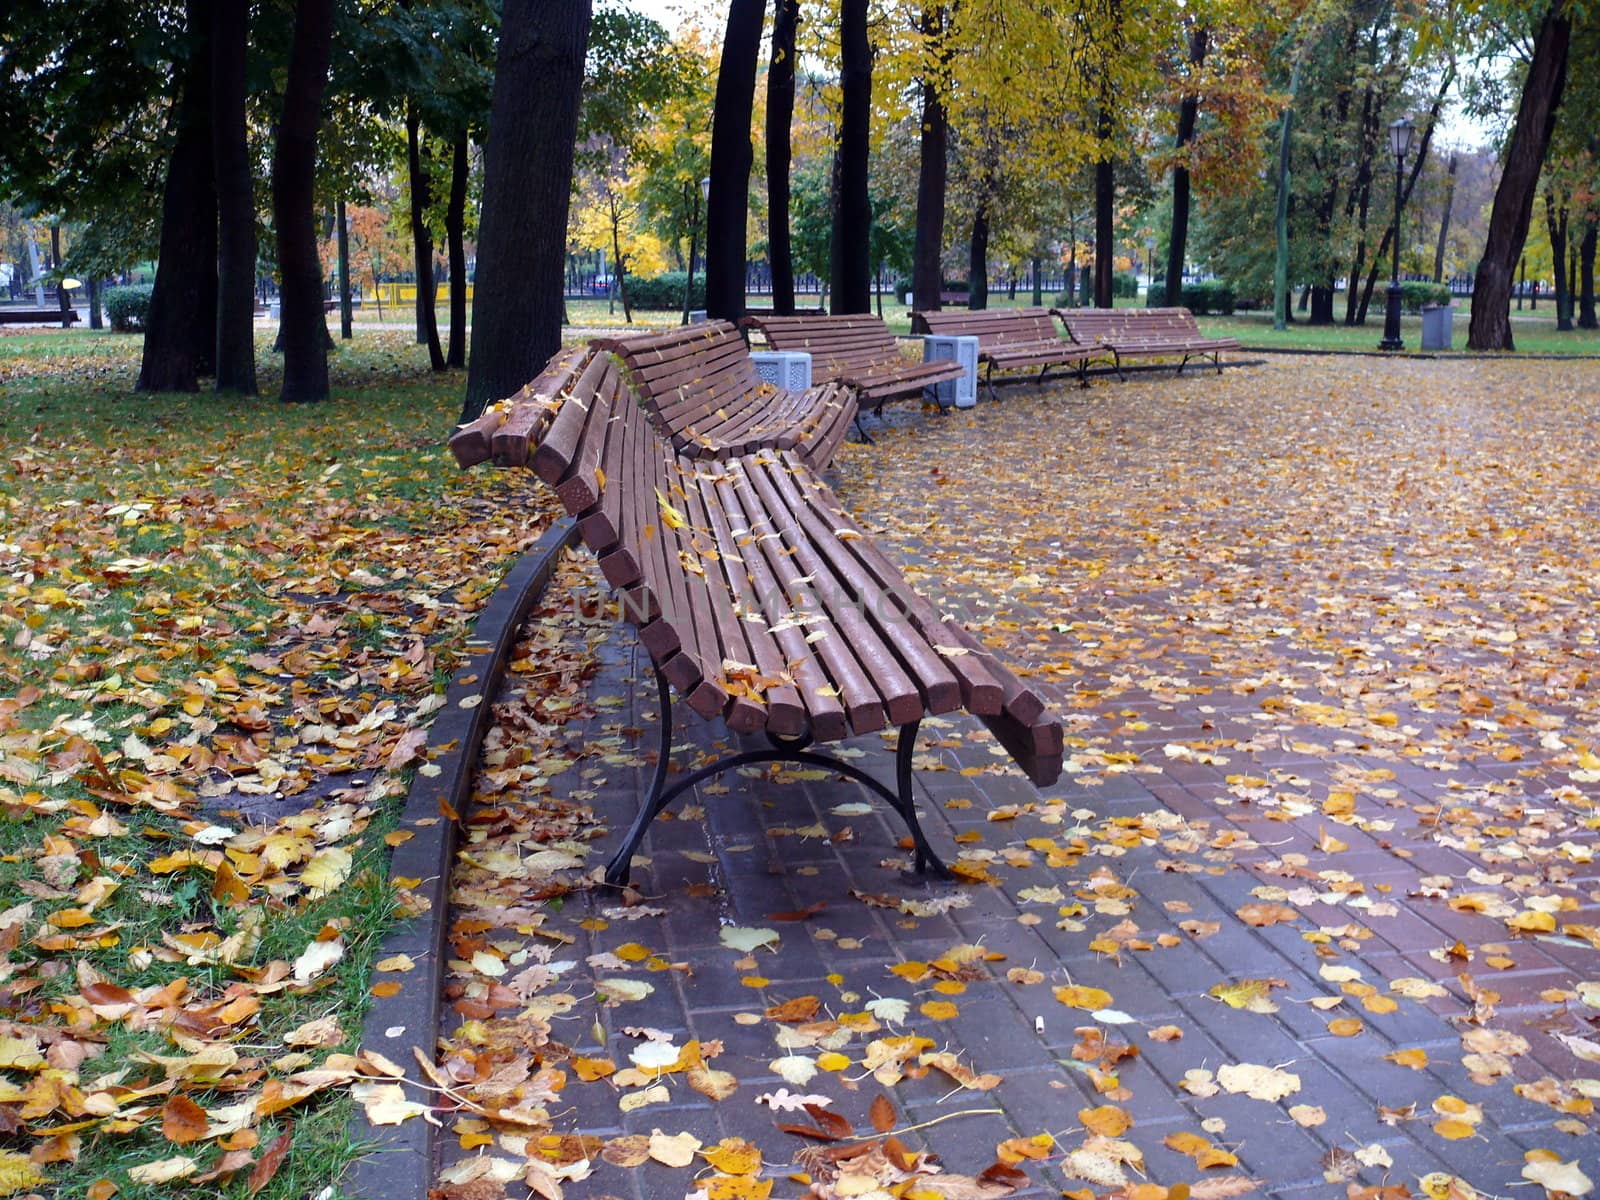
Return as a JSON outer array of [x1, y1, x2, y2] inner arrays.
[[1052, 291, 1074, 308], [1113, 270, 1139, 299], [894, 277, 911, 304], [1178, 280, 1235, 315], [106, 285, 153, 332], [1399, 281, 1451, 313], [626, 272, 705, 311]]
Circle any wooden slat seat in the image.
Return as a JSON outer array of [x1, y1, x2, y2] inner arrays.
[[1050, 306, 1240, 377], [595, 321, 856, 470], [741, 313, 966, 416], [449, 344, 1064, 885], [911, 307, 1106, 399]]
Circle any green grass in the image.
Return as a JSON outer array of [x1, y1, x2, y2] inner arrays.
[[0, 325, 561, 1199]]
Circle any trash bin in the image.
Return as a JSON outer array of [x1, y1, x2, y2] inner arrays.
[[1421, 303, 1453, 351]]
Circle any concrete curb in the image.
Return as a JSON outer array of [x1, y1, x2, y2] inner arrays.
[[1237, 344, 1600, 361], [344, 516, 579, 1199]]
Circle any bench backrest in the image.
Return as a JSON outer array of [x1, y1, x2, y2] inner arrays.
[[743, 314, 903, 382], [592, 321, 764, 445], [1055, 306, 1202, 343], [911, 307, 1065, 348]]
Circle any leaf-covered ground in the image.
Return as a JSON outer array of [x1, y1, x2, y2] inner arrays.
[[0, 328, 559, 1197], [414, 356, 1598, 1200]]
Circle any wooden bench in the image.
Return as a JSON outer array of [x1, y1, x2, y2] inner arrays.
[[1050, 306, 1241, 378], [0, 308, 79, 326], [911, 307, 1105, 400], [741, 313, 967, 429], [593, 321, 856, 471], [451, 345, 1064, 886]]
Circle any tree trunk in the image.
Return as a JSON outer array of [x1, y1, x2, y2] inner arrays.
[[1094, 116, 1114, 308], [830, 0, 871, 315], [969, 194, 990, 310], [138, 0, 216, 393], [446, 132, 469, 367], [52, 227, 71, 328], [88, 276, 103, 329], [609, 196, 633, 323], [1433, 153, 1457, 283], [1165, 25, 1207, 307], [212, 0, 256, 392], [407, 104, 446, 369], [1273, 56, 1302, 330], [766, 0, 798, 315], [1309, 284, 1335, 325], [1468, 1, 1571, 351], [1031, 254, 1042, 306], [462, 0, 590, 422], [1547, 190, 1572, 331], [1579, 220, 1597, 329], [705, 0, 763, 322], [911, 3, 947, 313], [271, 0, 335, 403], [336, 199, 353, 339]]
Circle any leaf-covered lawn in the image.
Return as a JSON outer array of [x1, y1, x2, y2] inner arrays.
[[408, 355, 1598, 1200], [0, 327, 560, 1197]]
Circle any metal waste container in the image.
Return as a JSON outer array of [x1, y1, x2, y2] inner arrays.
[[1421, 303, 1453, 351]]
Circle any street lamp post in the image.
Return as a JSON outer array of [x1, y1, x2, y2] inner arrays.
[[1379, 115, 1415, 351]]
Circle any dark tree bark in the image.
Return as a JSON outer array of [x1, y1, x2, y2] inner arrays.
[[1433, 153, 1458, 283], [446, 132, 469, 367], [968, 196, 990, 310], [1468, 1, 1571, 351], [1546, 190, 1572, 330], [830, 0, 871, 315], [461, 0, 591, 423], [705, 0, 764, 322], [1579, 220, 1597, 329], [138, 0, 216, 393], [1164, 25, 1207, 307], [87, 276, 103, 329], [1094, 111, 1115, 308], [1031, 255, 1043, 306], [766, 0, 799, 315], [213, 0, 256, 392], [911, 3, 947, 312], [271, 0, 335, 403], [52, 227, 71, 327], [336, 199, 353, 339], [407, 103, 446, 369]]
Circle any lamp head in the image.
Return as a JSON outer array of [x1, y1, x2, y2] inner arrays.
[[1389, 116, 1415, 162]]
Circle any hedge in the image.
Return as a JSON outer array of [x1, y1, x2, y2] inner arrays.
[[1399, 281, 1452, 313], [626, 272, 705, 311], [1178, 280, 1236, 315], [106, 285, 153, 333]]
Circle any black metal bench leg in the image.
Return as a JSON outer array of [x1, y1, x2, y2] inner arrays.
[[605, 665, 675, 886], [984, 364, 999, 403], [853, 411, 876, 445], [888, 720, 951, 878]]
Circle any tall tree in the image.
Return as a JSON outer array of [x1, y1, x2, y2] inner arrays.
[[705, 0, 764, 321], [462, 0, 591, 423], [446, 133, 470, 367], [831, 0, 872, 314], [212, 0, 256, 394], [1165, 25, 1208, 306], [1467, 1, 1571, 351], [912, 3, 950, 312], [1433, 153, 1458, 283], [272, 0, 336, 404], [137, 0, 217, 394], [406, 102, 447, 369], [766, 0, 800, 314]]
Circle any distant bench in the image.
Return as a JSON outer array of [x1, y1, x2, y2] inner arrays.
[[911, 307, 1104, 400], [451, 339, 1064, 885], [0, 308, 78, 326], [1051, 307, 1240, 377]]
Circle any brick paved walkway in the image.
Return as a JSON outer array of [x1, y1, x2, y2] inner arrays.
[[437, 359, 1599, 1200]]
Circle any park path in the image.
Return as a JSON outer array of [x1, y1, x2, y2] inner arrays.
[[428, 357, 1599, 1200]]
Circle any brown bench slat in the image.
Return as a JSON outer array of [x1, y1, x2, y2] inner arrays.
[[449, 345, 590, 468]]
